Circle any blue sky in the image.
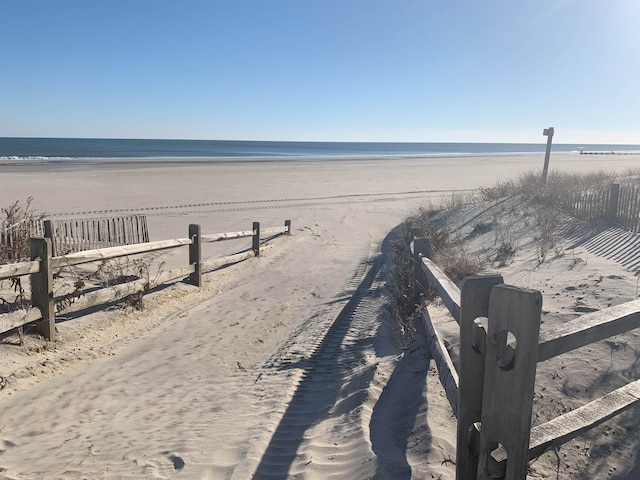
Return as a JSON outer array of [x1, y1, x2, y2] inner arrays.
[[1, 0, 639, 143]]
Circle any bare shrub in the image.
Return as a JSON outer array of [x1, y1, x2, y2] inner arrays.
[[0, 198, 45, 315], [99, 257, 164, 311], [471, 220, 493, 235], [55, 257, 164, 314], [433, 242, 482, 284], [442, 191, 477, 210], [0, 197, 45, 264], [407, 209, 482, 285], [516, 170, 616, 204], [494, 242, 516, 267], [479, 180, 518, 200], [385, 224, 424, 348], [534, 209, 561, 263]]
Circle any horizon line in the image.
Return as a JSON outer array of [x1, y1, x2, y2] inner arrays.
[[3, 136, 640, 146]]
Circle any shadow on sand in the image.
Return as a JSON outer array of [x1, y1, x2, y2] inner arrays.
[[252, 226, 432, 479]]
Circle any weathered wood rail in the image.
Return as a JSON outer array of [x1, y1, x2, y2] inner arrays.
[[411, 236, 640, 480], [0, 220, 291, 341]]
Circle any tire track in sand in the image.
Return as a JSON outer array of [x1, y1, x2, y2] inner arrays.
[[253, 244, 388, 478], [45, 189, 475, 217]]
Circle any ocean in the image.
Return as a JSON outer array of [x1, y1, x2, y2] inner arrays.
[[1, 137, 639, 160]]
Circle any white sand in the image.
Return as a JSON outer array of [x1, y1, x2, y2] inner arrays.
[[1, 152, 639, 479]]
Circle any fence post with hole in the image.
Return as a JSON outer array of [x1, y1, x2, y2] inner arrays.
[[477, 285, 542, 479], [189, 224, 201, 287], [456, 275, 504, 480], [252, 222, 260, 256], [30, 237, 55, 341]]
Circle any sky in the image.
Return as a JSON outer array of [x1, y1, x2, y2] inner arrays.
[[1, 0, 639, 144]]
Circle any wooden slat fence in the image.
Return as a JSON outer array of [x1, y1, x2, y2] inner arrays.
[[411, 236, 640, 480], [1, 216, 150, 256], [618, 185, 640, 232], [565, 189, 610, 221], [0, 220, 291, 341], [51, 216, 149, 254], [563, 183, 640, 232]]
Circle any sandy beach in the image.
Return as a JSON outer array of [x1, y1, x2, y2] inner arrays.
[[1, 152, 640, 479]]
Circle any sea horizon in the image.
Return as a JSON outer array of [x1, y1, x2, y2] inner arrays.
[[2, 137, 640, 160]]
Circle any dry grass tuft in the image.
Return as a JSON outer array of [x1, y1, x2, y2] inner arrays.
[[385, 224, 426, 348], [407, 207, 482, 285], [479, 169, 640, 207]]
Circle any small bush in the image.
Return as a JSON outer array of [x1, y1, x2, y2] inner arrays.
[[479, 180, 517, 200], [407, 210, 482, 285], [495, 242, 516, 267], [0, 198, 45, 264]]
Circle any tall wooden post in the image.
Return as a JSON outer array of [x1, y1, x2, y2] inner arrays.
[[252, 222, 261, 256], [412, 237, 430, 303], [456, 275, 504, 480], [30, 237, 55, 341], [608, 183, 620, 220], [542, 127, 554, 183], [43, 219, 57, 257], [188, 224, 201, 287], [477, 285, 542, 480]]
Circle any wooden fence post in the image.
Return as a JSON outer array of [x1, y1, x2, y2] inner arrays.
[[43, 219, 57, 257], [456, 274, 504, 480], [30, 237, 55, 341], [285, 219, 292, 235], [477, 285, 542, 480], [542, 127, 554, 183], [188, 224, 201, 287], [608, 183, 620, 220], [252, 222, 261, 256], [412, 237, 431, 304]]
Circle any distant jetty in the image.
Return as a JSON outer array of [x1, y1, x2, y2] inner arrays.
[[579, 149, 637, 155]]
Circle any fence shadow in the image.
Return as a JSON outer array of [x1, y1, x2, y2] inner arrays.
[[369, 319, 432, 479], [567, 221, 640, 275]]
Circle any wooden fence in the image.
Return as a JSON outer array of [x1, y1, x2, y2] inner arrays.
[[0, 220, 291, 341], [49, 216, 149, 254], [564, 183, 640, 232], [0, 216, 150, 256], [618, 185, 640, 232], [411, 236, 640, 480]]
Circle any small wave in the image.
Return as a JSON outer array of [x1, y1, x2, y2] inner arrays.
[[0, 156, 77, 161]]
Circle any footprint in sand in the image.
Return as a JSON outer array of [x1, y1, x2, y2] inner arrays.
[[138, 452, 185, 478], [169, 454, 185, 470], [0, 439, 16, 454]]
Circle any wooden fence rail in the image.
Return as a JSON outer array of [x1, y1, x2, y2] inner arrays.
[[411, 235, 640, 480], [0, 220, 291, 341]]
